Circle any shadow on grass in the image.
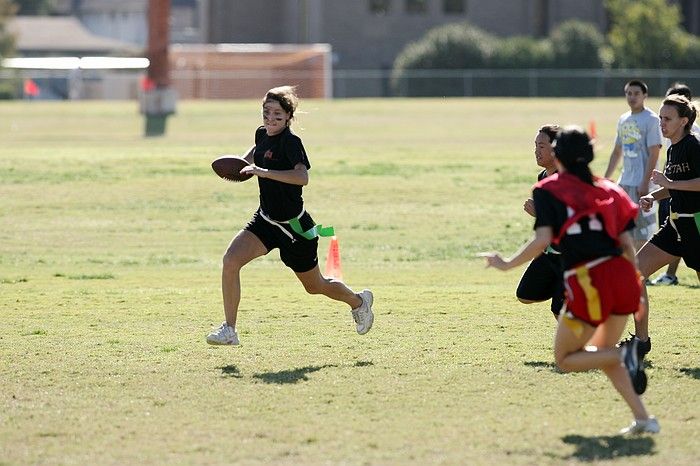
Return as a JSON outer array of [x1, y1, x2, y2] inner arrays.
[[219, 365, 242, 378], [680, 367, 700, 379], [523, 361, 560, 372], [253, 364, 337, 384], [253, 360, 373, 385], [561, 434, 655, 461]]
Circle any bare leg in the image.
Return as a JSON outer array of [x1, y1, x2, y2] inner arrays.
[[295, 264, 362, 309], [554, 313, 649, 420], [221, 230, 268, 328], [665, 257, 681, 277], [635, 241, 678, 341]]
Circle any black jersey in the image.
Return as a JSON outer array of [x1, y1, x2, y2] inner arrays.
[[253, 126, 311, 221], [666, 133, 700, 214], [533, 187, 634, 269], [537, 169, 555, 182], [536, 168, 560, 253]]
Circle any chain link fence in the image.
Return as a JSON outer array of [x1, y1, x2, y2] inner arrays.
[[3, 68, 700, 100]]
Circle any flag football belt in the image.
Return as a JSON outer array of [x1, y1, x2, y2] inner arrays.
[[563, 255, 612, 279], [259, 209, 335, 242], [544, 245, 561, 255], [668, 211, 700, 240]]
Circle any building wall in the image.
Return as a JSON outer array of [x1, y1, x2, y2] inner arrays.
[[204, 0, 608, 69]]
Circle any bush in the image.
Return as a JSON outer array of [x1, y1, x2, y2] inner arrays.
[[550, 20, 604, 68], [489, 36, 553, 69], [392, 23, 495, 96]]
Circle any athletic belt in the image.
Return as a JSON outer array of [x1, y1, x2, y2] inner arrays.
[[259, 209, 335, 242], [669, 210, 700, 241], [564, 255, 612, 279], [544, 245, 561, 255]]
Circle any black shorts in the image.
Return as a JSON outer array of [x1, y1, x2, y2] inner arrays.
[[244, 209, 319, 273], [649, 218, 700, 270], [516, 252, 565, 315], [658, 198, 671, 226]]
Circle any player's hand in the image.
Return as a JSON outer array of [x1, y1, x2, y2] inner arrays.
[[639, 194, 654, 212], [637, 183, 648, 198], [523, 198, 536, 217], [650, 169, 670, 188], [478, 252, 510, 271], [240, 165, 266, 178]]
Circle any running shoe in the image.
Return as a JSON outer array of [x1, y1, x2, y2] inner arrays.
[[620, 416, 660, 435], [351, 289, 374, 335], [651, 273, 678, 286], [206, 322, 240, 345]]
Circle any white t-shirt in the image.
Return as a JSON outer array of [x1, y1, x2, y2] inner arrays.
[[614, 108, 663, 186]]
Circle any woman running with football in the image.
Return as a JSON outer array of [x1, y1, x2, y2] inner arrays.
[[206, 85, 374, 345], [481, 126, 659, 435]]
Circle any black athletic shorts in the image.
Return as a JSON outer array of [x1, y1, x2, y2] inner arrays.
[[244, 209, 319, 273], [516, 252, 565, 315], [657, 198, 671, 226], [649, 218, 700, 270]]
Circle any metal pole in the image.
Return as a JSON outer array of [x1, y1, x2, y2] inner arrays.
[[142, 0, 177, 137]]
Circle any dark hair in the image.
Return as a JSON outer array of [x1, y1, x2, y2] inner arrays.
[[538, 124, 560, 143], [625, 79, 648, 95], [263, 85, 299, 121], [666, 82, 692, 100], [553, 125, 594, 185], [662, 94, 697, 132]]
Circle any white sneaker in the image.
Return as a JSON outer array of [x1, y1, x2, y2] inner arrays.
[[206, 322, 240, 345], [351, 289, 374, 335], [620, 416, 660, 435], [651, 273, 678, 286]]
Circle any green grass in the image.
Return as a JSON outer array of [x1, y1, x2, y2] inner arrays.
[[0, 99, 698, 465]]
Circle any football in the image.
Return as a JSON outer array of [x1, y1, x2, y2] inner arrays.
[[211, 155, 253, 182]]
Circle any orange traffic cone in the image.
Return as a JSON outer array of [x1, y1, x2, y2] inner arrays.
[[588, 120, 597, 141], [324, 236, 343, 280]]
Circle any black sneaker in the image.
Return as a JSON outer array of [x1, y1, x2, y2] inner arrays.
[[621, 339, 647, 395], [619, 333, 651, 360]]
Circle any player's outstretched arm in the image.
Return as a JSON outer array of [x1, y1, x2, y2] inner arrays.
[[480, 226, 552, 271]]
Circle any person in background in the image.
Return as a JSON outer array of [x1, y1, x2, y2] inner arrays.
[[206, 86, 374, 346], [517, 124, 564, 320], [649, 82, 700, 286], [604, 80, 663, 252], [482, 126, 658, 435], [627, 94, 700, 360]]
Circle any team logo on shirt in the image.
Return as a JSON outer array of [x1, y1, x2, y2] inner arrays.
[[666, 162, 691, 175], [264, 150, 273, 160]]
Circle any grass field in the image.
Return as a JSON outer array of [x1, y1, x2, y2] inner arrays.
[[1, 98, 698, 465]]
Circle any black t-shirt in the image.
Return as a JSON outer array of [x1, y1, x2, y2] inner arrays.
[[666, 133, 700, 214], [537, 169, 553, 182], [253, 126, 311, 221], [533, 187, 633, 269], [536, 169, 560, 254]]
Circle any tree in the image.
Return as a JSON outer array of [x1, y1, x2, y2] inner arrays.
[[12, 0, 53, 15], [0, 0, 16, 61], [489, 36, 552, 69], [550, 20, 604, 68], [606, 0, 685, 68], [393, 23, 495, 71], [391, 22, 496, 96]]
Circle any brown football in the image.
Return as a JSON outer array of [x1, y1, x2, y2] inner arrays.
[[211, 155, 253, 182]]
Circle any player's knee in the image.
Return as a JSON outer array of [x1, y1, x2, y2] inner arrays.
[[222, 251, 243, 272], [554, 351, 574, 373]]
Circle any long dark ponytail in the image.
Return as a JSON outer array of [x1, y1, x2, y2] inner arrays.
[[553, 126, 594, 185]]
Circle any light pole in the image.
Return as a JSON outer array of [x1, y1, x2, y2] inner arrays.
[[141, 0, 176, 136]]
